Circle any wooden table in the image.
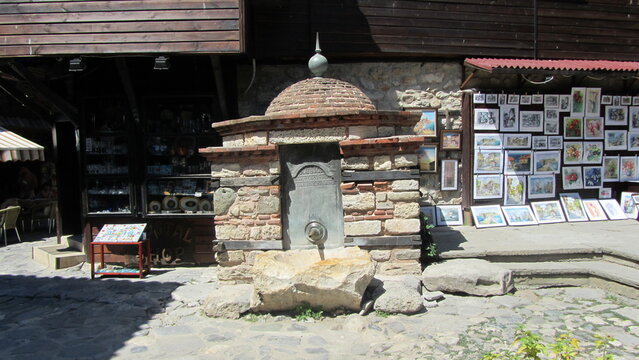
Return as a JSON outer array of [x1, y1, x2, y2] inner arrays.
[[90, 238, 151, 279]]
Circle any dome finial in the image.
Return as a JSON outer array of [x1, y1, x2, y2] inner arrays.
[[308, 32, 328, 77]]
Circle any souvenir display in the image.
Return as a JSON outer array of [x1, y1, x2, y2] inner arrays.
[[559, 193, 588, 222], [531, 201, 566, 224], [471, 205, 507, 228], [599, 199, 627, 220], [581, 199, 608, 221], [504, 175, 526, 206], [435, 205, 464, 226], [528, 175, 556, 199], [502, 205, 538, 226]]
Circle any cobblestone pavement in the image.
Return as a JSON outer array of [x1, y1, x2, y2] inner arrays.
[[1, 237, 638, 360]]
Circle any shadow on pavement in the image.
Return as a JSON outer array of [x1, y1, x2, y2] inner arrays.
[[0, 274, 181, 359], [430, 227, 468, 253]]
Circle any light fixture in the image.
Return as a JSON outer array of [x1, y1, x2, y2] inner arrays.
[[68, 57, 86, 72], [154, 56, 170, 70]]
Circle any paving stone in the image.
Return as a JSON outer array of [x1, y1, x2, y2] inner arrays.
[[613, 307, 639, 323]]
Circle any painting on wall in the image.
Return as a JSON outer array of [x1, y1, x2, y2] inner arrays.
[[585, 88, 601, 117], [544, 109, 560, 135], [474, 174, 503, 199], [563, 117, 583, 139], [440, 130, 462, 150], [503, 133, 532, 149], [605, 106, 628, 126], [474, 133, 502, 149], [547, 136, 563, 149], [533, 151, 560, 174], [619, 156, 637, 182], [528, 175, 555, 199], [474, 108, 500, 131], [563, 142, 583, 164], [474, 149, 503, 174], [544, 94, 559, 109], [532, 136, 548, 150], [417, 144, 438, 173], [441, 159, 458, 190], [570, 87, 586, 117], [414, 109, 438, 136], [519, 111, 544, 132], [504, 175, 526, 206], [559, 95, 571, 111], [499, 105, 519, 132], [504, 150, 533, 175], [628, 132, 639, 151], [582, 142, 604, 164], [562, 166, 583, 190], [602, 156, 619, 182], [582, 166, 603, 189], [629, 106, 639, 131], [604, 130, 627, 150], [584, 117, 604, 139]]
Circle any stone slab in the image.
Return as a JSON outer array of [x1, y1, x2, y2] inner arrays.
[[344, 235, 421, 247], [341, 170, 420, 181], [221, 240, 284, 250], [220, 176, 280, 187]]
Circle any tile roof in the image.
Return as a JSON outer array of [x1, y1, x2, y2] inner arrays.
[[465, 58, 639, 73]]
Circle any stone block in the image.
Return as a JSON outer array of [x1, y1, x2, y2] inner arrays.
[[242, 164, 269, 177], [222, 134, 244, 148], [256, 196, 280, 215], [344, 220, 382, 236], [249, 227, 261, 240], [376, 201, 394, 210], [214, 250, 245, 266], [422, 259, 514, 296], [393, 154, 418, 168], [376, 192, 387, 202], [211, 163, 241, 178], [387, 191, 421, 202], [392, 179, 419, 191], [269, 161, 280, 175], [348, 126, 378, 139], [373, 284, 423, 315], [393, 248, 421, 260], [384, 219, 420, 235], [393, 202, 420, 219], [245, 250, 264, 265], [270, 127, 346, 144], [239, 201, 256, 214], [343, 192, 376, 211], [378, 126, 395, 137], [369, 250, 391, 262], [373, 155, 392, 171], [341, 156, 370, 170], [203, 284, 253, 319], [216, 225, 250, 240], [217, 264, 254, 283], [260, 224, 282, 240], [376, 260, 422, 276], [244, 131, 268, 146]]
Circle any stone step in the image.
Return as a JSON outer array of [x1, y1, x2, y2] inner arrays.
[[32, 243, 85, 270], [493, 260, 639, 299]]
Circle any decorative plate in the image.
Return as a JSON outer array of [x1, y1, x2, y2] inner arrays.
[[148, 200, 162, 213], [198, 199, 213, 212], [162, 196, 179, 210], [179, 197, 199, 212]]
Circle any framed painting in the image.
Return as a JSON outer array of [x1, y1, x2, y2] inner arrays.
[[628, 131, 639, 151], [413, 108, 438, 136], [583, 166, 603, 189], [559, 94, 571, 111], [584, 117, 604, 139], [503, 133, 532, 149], [504, 175, 526, 206], [532, 136, 548, 150], [621, 96, 632, 106], [474, 133, 502, 149], [417, 144, 438, 173], [630, 106, 639, 131], [613, 96, 621, 106], [570, 87, 586, 117], [620, 192, 639, 219], [563, 142, 583, 164], [532, 94, 544, 105], [498, 94, 507, 106], [504, 150, 533, 175], [435, 205, 464, 226], [547, 136, 563, 150], [531, 200, 566, 224], [559, 192, 589, 222], [544, 109, 560, 135], [605, 106, 628, 126], [634, 97, 639, 106], [471, 205, 507, 228], [474, 149, 503, 174], [619, 156, 637, 182], [519, 111, 544, 132], [502, 205, 538, 226], [474, 108, 500, 131], [508, 94, 520, 105], [520, 94, 532, 105], [533, 150, 561, 174], [528, 174, 555, 199], [563, 117, 583, 139], [599, 187, 612, 199], [473, 93, 486, 104], [599, 199, 627, 220], [603, 156, 620, 182], [499, 105, 519, 132], [440, 130, 462, 150], [562, 166, 583, 190], [441, 159, 458, 190], [604, 130, 627, 150], [601, 95, 612, 105], [582, 142, 604, 164], [420, 206, 437, 227], [581, 199, 608, 221], [585, 88, 601, 117], [486, 94, 498, 104], [474, 174, 503, 199], [544, 94, 559, 109]]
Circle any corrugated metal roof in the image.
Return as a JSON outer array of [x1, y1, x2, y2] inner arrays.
[[0, 127, 45, 162], [465, 58, 639, 72]]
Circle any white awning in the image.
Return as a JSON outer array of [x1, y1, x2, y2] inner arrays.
[[0, 127, 45, 162]]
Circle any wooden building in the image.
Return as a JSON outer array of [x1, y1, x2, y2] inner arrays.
[[0, 0, 637, 263]]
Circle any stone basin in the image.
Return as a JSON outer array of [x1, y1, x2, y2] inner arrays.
[[250, 246, 375, 312]]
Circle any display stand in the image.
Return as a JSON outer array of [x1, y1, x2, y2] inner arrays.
[[90, 224, 150, 279]]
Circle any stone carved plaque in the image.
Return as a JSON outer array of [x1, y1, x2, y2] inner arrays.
[[280, 143, 344, 249]]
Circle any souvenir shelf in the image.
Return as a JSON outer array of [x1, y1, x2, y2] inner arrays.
[[141, 96, 220, 217], [90, 224, 151, 279]]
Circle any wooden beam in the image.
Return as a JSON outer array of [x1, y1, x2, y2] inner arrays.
[[114, 58, 140, 124]]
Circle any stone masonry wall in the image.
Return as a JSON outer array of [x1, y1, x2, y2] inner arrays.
[[214, 185, 281, 241], [237, 62, 464, 206]]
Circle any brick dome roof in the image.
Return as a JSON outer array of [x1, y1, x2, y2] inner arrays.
[[265, 77, 376, 116]]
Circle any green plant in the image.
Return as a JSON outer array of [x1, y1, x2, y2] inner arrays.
[[294, 303, 324, 321], [549, 333, 580, 360], [375, 310, 391, 318], [481, 350, 518, 360], [594, 334, 615, 360], [513, 325, 547, 360], [420, 212, 439, 264], [243, 313, 262, 322]]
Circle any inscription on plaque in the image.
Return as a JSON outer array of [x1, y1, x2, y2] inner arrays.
[[280, 143, 344, 249]]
